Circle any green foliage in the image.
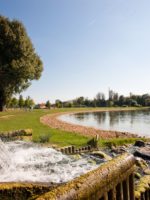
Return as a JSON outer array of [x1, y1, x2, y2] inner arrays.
[[60, 91, 150, 108], [38, 133, 50, 143], [63, 102, 73, 108], [107, 100, 114, 107], [18, 95, 24, 108], [9, 97, 18, 108], [7, 95, 34, 109], [87, 137, 98, 148], [0, 15, 43, 111], [45, 100, 51, 109], [24, 96, 34, 108], [55, 99, 62, 108], [99, 137, 148, 147]]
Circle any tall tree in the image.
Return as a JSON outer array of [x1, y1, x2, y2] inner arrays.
[[0, 16, 43, 111], [9, 97, 18, 108], [18, 95, 24, 108], [45, 100, 51, 109], [55, 99, 62, 108], [76, 96, 84, 106], [24, 96, 34, 108]]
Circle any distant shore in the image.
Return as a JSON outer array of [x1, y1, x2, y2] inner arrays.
[[40, 108, 143, 139]]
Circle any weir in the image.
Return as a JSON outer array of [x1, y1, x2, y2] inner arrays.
[[36, 153, 150, 200], [0, 143, 149, 199]]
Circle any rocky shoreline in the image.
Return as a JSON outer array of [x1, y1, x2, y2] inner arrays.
[[40, 110, 150, 185], [101, 140, 150, 184], [58, 140, 150, 191], [40, 111, 140, 139], [40, 110, 150, 181]]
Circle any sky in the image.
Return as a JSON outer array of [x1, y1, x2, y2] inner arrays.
[[1, 0, 150, 103]]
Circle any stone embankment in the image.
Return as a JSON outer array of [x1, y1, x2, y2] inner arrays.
[[0, 182, 59, 200], [58, 145, 92, 155], [0, 129, 32, 141], [40, 112, 139, 139], [55, 140, 150, 200], [0, 138, 149, 199]]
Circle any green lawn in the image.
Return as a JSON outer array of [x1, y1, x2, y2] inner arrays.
[[0, 108, 91, 147], [0, 107, 149, 147]]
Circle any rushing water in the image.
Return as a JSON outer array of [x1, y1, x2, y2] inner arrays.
[[0, 140, 102, 183], [59, 109, 150, 137]]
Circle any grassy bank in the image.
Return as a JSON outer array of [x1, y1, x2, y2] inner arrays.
[[0, 107, 149, 147]]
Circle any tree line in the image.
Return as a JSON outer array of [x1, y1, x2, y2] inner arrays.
[[7, 95, 35, 109], [54, 90, 150, 108], [7, 90, 150, 110]]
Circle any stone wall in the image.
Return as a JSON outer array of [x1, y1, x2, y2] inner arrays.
[[0, 129, 32, 141], [59, 145, 92, 155]]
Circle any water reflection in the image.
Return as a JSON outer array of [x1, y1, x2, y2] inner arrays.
[[59, 110, 150, 137], [93, 112, 106, 124]]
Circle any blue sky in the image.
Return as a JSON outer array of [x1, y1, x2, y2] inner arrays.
[[1, 0, 150, 103]]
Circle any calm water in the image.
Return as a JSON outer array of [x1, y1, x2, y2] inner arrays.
[[59, 109, 150, 137]]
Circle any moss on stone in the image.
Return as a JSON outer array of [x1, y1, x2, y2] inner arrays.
[[0, 182, 59, 200], [135, 175, 150, 198], [91, 150, 112, 161], [135, 158, 148, 170], [144, 168, 150, 175], [134, 172, 142, 179]]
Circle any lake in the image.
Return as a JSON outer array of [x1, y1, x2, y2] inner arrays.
[[59, 109, 150, 137]]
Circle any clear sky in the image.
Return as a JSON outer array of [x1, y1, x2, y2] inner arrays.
[[1, 0, 150, 103]]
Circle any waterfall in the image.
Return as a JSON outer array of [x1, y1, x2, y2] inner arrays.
[[0, 140, 101, 183], [0, 139, 11, 171]]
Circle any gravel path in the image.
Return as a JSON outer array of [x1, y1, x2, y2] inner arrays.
[[40, 110, 139, 139]]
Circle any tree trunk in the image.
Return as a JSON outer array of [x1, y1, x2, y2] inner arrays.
[[0, 92, 6, 112], [0, 102, 5, 111]]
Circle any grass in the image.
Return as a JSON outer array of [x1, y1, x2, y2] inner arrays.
[[0, 107, 149, 147], [0, 108, 91, 147], [99, 137, 149, 147]]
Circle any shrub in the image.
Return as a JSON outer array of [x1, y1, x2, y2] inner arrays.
[[87, 137, 98, 148], [39, 134, 50, 143]]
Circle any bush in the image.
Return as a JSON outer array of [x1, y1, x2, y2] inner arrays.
[[39, 134, 50, 143], [87, 137, 98, 148]]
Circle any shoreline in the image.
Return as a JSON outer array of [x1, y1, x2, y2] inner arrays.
[[40, 108, 142, 139]]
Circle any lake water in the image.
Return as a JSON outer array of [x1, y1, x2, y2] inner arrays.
[[59, 109, 150, 137]]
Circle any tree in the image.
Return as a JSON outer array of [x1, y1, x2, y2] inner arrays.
[[45, 100, 51, 109], [95, 92, 106, 107], [0, 16, 43, 111], [28, 98, 35, 108], [24, 96, 34, 108], [84, 98, 91, 107], [9, 97, 18, 108], [118, 95, 126, 106], [18, 95, 24, 108], [24, 97, 29, 108], [55, 99, 62, 108], [76, 96, 84, 107]]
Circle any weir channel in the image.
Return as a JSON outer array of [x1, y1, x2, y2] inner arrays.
[[0, 147, 149, 199], [0, 130, 149, 199]]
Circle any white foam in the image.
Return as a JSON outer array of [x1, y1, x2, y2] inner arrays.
[[0, 140, 101, 183]]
